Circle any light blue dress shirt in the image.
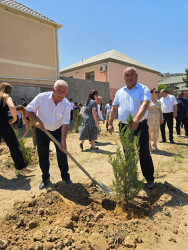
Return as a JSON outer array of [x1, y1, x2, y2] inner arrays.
[[113, 82, 151, 124]]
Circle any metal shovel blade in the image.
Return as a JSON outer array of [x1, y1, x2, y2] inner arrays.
[[95, 181, 115, 196], [43, 129, 114, 196]]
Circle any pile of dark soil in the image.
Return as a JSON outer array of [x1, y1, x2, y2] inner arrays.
[[0, 181, 187, 249]]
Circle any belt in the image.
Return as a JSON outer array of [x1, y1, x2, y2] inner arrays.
[[120, 119, 147, 125], [139, 119, 147, 124]]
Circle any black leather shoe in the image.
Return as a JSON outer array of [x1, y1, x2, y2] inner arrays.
[[39, 179, 50, 190], [146, 181, 155, 188], [79, 143, 83, 152], [170, 140, 175, 144], [159, 140, 166, 143], [90, 147, 99, 151]]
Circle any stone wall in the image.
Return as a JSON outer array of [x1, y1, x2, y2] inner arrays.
[[60, 77, 110, 108], [11, 77, 110, 110]]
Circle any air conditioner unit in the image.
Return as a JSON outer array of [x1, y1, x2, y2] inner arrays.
[[100, 65, 107, 72]]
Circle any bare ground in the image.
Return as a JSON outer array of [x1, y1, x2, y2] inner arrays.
[[0, 121, 188, 249]]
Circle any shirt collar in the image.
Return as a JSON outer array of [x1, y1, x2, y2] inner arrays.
[[49, 92, 53, 100], [123, 82, 139, 90]]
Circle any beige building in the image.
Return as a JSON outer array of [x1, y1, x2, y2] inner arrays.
[[0, 0, 62, 88], [60, 50, 159, 99]]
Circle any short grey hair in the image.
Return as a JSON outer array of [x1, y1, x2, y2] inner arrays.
[[160, 89, 168, 93], [123, 67, 137, 76], [54, 80, 68, 89]]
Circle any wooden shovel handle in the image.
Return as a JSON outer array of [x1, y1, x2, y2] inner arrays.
[[43, 129, 97, 185]]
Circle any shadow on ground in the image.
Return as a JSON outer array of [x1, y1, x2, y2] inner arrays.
[[54, 181, 93, 206], [137, 181, 188, 215], [151, 150, 179, 157], [0, 174, 34, 191]]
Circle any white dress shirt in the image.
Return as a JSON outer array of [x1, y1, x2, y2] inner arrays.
[[70, 102, 74, 110], [26, 92, 71, 131], [113, 82, 151, 124], [160, 95, 178, 113], [105, 103, 112, 117], [97, 104, 104, 121]]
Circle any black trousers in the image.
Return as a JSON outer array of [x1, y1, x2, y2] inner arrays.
[[176, 115, 188, 136], [70, 110, 73, 121], [0, 123, 26, 170], [106, 115, 110, 131], [35, 127, 70, 182], [119, 121, 154, 182], [160, 112, 173, 141]]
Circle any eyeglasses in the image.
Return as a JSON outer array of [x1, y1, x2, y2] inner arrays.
[[151, 91, 158, 93]]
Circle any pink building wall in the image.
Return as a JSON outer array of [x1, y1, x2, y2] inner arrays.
[[108, 62, 158, 99], [62, 64, 107, 82], [62, 61, 158, 100]]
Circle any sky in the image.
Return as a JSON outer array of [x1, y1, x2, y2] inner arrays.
[[17, 0, 188, 74]]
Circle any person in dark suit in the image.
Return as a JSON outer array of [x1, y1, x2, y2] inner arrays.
[[176, 91, 188, 137]]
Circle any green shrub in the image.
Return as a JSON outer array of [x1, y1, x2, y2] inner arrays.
[[109, 113, 144, 203], [74, 110, 82, 133], [158, 84, 169, 93], [13, 127, 32, 166], [97, 117, 101, 134]]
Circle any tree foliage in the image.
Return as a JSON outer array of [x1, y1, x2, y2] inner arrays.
[[158, 84, 169, 93], [182, 68, 188, 87], [109, 113, 144, 203]]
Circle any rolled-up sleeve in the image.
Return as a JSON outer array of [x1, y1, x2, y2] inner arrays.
[[113, 90, 120, 106], [172, 96, 178, 105], [141, 86, 151, 102], [26, 94, 41, 113]]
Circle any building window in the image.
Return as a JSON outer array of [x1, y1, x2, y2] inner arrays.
[[85, 71, 95, 81]]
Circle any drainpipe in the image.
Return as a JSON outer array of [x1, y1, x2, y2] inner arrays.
[[55, 29, 60, 79]]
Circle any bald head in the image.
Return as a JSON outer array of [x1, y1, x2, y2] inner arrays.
[[123, 67, 138, 89], [123, 67, 137, 76]]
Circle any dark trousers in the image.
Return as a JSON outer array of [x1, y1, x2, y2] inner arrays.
[[119, 121, 154, 182], [106, 115, 109, 131], [0, 123, 26, 170], [70, 110, 73, 121], [176, 115, 188, 136], [35, 127, 70, 182], [160, 112, 173, 141], [17, 117, 23, 128]]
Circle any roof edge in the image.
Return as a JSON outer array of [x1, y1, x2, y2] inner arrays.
[[60, 58, 159, 75], [0, 2, 63, 29]]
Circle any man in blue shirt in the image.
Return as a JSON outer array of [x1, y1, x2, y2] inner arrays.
[[108, 67, 155, 188]]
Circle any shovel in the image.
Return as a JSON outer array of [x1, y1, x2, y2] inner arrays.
[[44, 129, 114, 196]]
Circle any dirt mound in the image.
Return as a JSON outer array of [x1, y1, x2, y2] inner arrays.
[[0, 181, 188, 249]]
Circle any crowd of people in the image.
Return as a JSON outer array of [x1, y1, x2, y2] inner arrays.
[[0, 67, 187, 190]]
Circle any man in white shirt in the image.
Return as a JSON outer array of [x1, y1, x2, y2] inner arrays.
[[70, 98, 74, 122], [104, 99, 113, 131], [160, 89, 177, 143], [26, 80, 72, 189], [97, 96, 105, 123], [108, 67, 155, 188]]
